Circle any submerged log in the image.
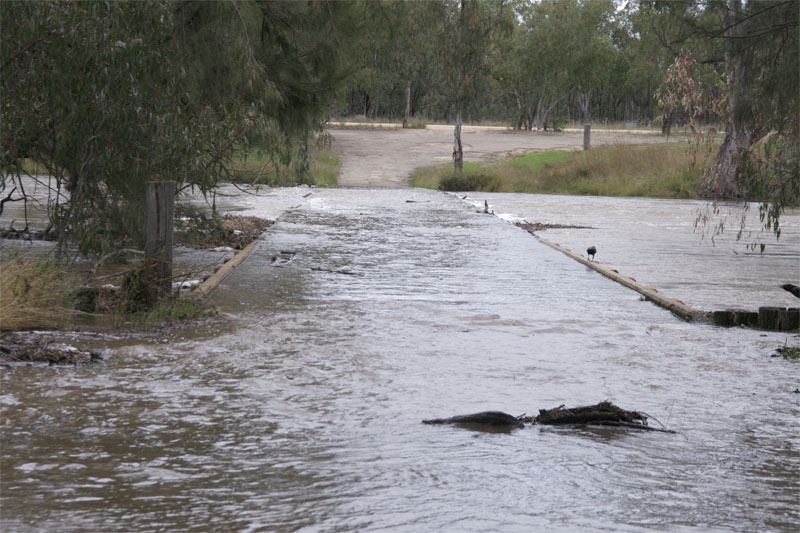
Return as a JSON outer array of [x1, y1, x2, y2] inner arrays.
[[422, 411, 525, 429]]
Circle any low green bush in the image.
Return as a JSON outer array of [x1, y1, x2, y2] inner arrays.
[[406, 118, 427, 129], [438, 169, 502, 192]]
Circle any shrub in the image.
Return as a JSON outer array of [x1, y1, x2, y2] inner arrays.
[[439, 171, 501, 192]]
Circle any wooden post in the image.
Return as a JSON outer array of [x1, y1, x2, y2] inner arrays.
[[145, 181, 175, 298], [453, 111, 463, 173], [583, 124, 591, 151]]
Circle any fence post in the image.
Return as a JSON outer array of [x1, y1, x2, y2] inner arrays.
[[583, 124, 591, 151], [145, 181, 175, 298]]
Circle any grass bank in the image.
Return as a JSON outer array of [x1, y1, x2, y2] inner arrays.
[[411, 143, 711, 199], [229, 149, 340, 186]]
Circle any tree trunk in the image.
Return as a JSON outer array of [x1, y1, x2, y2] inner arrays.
[[513, 90, 524, 130], [403, 81, 411, 128], [535, 96, 544, 130], [703, 1, 766, 199], [145, 181, 175, 299], [577, 89, 591, 124], [704, 118, 762, 198], [583, 124, 591, 151], [453, 111, 463, 173], [661, 110, 673, 136]]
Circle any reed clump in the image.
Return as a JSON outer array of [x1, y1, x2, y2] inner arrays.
[[0, 254, 78, 331]]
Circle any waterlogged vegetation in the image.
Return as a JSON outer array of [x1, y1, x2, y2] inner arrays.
[[412, 143, 708, 199], [0, 254, 213, 333], [776, 344, 800, 360], [0, 255, 78, 331], [123, 298, 214, 330]]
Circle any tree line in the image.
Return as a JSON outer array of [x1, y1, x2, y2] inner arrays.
[[1, 0, 797, 256]]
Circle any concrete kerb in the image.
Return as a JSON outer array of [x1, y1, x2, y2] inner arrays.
[[458, 193, 708, 322], [186, 237, 263, 302], [515, 223, 796, 330], [532, 235, 708, 322], [515, 223, 797, 331]]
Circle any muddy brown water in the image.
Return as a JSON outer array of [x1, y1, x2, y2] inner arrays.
[[2, 185, 799, 532]]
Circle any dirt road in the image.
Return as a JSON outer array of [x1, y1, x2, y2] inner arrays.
[[329, 124, 673, 188]]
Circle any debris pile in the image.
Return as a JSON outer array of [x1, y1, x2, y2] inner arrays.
[[534, 401, 655, 429], [0, 332, 103, 366], [424, 401, 674, 433]]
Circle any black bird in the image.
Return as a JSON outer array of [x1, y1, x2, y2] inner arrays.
[[782, 284, 800, 298], [587, 246, 596, 261]]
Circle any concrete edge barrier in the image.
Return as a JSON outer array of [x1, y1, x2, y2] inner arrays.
[[186, 237, 262, 302], [532, 235, 707, 323]]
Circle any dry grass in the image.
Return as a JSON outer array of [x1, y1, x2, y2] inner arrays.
[[524, 143, 707, 198], [0, 254, 78, 331], [412, 143, 711, 199], [229, 149, 340, 186]]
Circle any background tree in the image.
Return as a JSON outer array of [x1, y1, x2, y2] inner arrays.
[[334, 1, 437, 125], [432, 0, 512, 172], [499, 0, 619, 131]]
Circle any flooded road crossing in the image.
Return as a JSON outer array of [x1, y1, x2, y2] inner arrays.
[[2, 187, 798, 532]]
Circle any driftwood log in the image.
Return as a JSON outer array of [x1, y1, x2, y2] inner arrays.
[[422, 411, 525, 429], [423, 402, 674, 433]]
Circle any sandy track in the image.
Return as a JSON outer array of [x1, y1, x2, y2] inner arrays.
[[329, 124, 673, 188]]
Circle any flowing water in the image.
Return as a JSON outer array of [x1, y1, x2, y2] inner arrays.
[[2, 188, 799, 532]]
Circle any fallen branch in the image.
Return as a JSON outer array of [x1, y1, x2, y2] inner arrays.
[[534, 401, 675, 433], [423, 401, 676, 434]]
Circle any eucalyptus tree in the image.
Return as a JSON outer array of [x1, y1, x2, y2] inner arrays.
[[390, 1, 441, 127], [503, 0, 611, 130], [619, 2, 677, 125], [495, 2, 543, 130], [644, 0, 799, 239], [432, 0, 513, 172], [565, 0, 619, 124], [1, 0, 356, 255]]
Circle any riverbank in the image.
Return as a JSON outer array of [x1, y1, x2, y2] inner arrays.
[[328, 123, 681, 188], [410, 143, 702, 197]]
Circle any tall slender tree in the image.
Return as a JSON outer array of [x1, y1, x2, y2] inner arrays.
[[432, 0, 511, 172]]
